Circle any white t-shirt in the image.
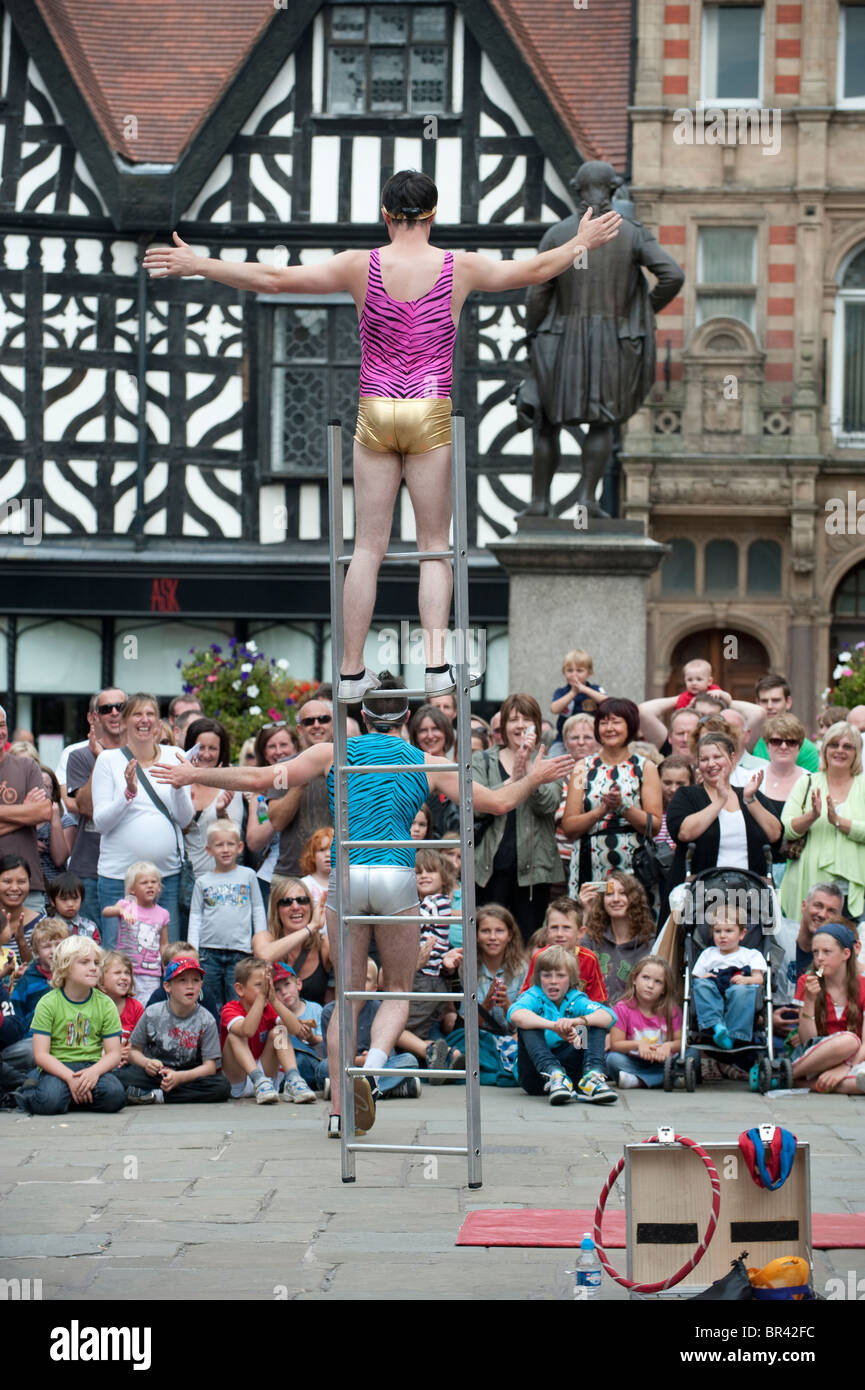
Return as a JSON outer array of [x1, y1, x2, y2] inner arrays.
[[730, 754, 770, 788], [694, 944, 768, 976], [56, 739, 88, 784], [91, 746, 194, 879], [717, 806, 749, 868]]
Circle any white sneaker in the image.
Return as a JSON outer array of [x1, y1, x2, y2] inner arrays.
[[615, 1072, 640, 1090], [544, 1070, 575, 1106], [280, 1072, 316, 1104], [338, 668, 381, 702], [424, 665, 481, 697], [854, 1062, 865, 1095], [253, 1076, 278, 1105]]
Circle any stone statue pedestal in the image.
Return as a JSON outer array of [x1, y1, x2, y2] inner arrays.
[[488, 520, 668, 709]]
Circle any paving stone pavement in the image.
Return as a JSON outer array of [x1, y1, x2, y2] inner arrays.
[[1, 1085, 863, 1301]]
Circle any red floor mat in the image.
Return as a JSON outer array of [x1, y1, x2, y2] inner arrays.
[[456, 1209, 865, 1248]]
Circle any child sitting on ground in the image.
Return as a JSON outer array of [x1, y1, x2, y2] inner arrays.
[[11, 919, 69, 1030], [692, 905, 766, 1049], [318, 959, 420, 1105], [405, 849, 455, 1066], [508, 945, 617, 1105], [606, 955, 687, 1088], [46, 872, 101, 943], [99, 950, 144, 1062], [271, 960, 320, 1100], [145, 941, 221, 1019], [674, 658, 723, 709], [17, 936, 126, 1115], [219, 956, 310, 1105], [550, 648, 604, 744], [188, 821, 266, 1012], [439, 832, 462, 948], [519, 897, 614, 1101], [101, 861, 170, 1004], [117, 956, 231, 1105]]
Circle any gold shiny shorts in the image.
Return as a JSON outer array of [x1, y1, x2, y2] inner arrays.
[[354, 396, 452, 455]]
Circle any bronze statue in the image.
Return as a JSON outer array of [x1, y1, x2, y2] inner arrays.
[[516, 160, 685, 517]]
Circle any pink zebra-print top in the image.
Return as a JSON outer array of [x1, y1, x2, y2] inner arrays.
[[358, 247, 456, 399]]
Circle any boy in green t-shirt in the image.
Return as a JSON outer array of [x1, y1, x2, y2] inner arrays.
[[17, 936, 126, 1114]]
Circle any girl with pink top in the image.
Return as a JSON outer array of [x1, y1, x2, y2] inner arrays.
[[605, 955, 692, 1089], [102, 861, 170, 1005], [143, 171, 621, 700]]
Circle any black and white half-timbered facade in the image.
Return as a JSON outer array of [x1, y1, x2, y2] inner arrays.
[[0, 0, 630, 737]]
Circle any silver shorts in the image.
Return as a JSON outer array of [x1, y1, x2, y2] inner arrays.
[[327, 866, 419, 918]]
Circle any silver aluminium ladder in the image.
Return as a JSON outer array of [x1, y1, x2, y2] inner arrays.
[[326, 413, 482, 1187]]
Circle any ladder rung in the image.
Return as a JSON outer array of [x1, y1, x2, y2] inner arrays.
[[338, 690, 463, 703], [343, 990, 464, 1001], [336, 548, 454, 564], [338, 763, 461, 774], [343, 914, 461, 925], [345, 1143, 470, 1156], [347, 1066, 466, 1079]]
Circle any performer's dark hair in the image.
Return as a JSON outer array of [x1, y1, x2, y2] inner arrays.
[[362, 671, 409, 731], [380, 170, 437, 225]]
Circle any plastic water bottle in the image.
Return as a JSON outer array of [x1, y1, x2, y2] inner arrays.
[[575, 1233, 602, 1298], [256, 795, 269, 824]]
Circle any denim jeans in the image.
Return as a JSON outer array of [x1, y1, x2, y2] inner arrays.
[[605, 1047, 700, 1088], [199, 949, 248, 1014], [693, 978, 758, 1042], [17, 1061, 126, 1115], [314, 1050, 416, 1094], [98, 872, 181, 949], [517, 1029, 585, 1095], [80, 877, 101, 933]]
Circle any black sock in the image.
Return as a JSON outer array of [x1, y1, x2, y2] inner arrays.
[[425, 663, 449, 674], [340, 669, 364, 681]]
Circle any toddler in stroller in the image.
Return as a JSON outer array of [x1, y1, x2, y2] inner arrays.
[[666, 867, 792, 1091]]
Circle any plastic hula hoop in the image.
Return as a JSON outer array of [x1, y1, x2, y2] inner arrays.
[[593, 1133, 721, 1293]]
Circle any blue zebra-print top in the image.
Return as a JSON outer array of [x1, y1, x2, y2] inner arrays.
[[327, 733, 430, 867]]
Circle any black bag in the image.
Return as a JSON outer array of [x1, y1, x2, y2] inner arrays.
[[689, 1253, 755, 1301], [632, 814, 666, 891]]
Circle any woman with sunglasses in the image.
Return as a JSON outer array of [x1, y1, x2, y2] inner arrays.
[[252, 875, 331, 1006], [759, 713, 808, 888], [780, 721, 865, 921]]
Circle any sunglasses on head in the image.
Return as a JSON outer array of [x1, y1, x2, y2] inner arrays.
[[298, 714, 332, 727], [97, 701, 125, 714], [279, 895, 310, 907]]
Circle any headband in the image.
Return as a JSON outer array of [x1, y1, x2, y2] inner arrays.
[[813, 922, 857, 951], [361, 702, 408, 724], [381, 205, 437, 222]]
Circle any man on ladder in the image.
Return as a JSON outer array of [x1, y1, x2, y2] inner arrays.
[[152, 681, 572, 1138]]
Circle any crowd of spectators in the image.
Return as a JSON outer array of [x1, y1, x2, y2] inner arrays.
[[1, 653, 864, 1115]]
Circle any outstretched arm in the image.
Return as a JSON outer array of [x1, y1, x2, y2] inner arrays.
[[143, 235, 366, 297], [427, 746, 574, 813], [456, 208, 621, 294], [151, 744, 333, 794]]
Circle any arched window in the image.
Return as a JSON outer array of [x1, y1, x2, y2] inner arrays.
[[661, 538, 696, 592], [747, 539, 781, 593], [831, 560, 865, 665], [832, 245, 865, 443], [704, 539, 738, 593]]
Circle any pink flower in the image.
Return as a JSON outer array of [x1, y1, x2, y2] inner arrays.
[[268, 708, 280, 720], [206, 674, 218, 683]]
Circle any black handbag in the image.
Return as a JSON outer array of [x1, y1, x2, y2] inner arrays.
[[689, 1253, 755, 1301], [632, 814, 665, 890]]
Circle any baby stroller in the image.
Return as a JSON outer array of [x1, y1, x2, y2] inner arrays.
[[663, 859, 793, 1094]]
